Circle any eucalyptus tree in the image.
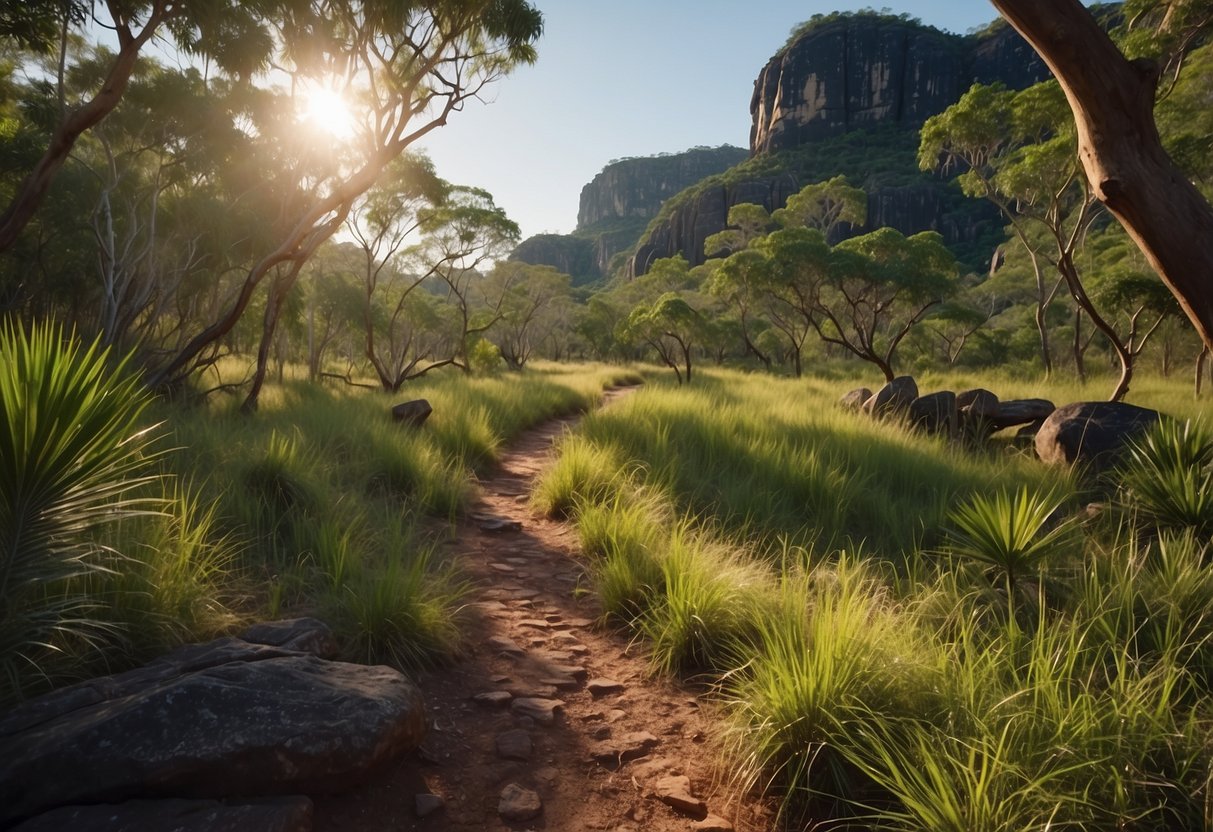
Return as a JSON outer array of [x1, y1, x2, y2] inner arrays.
[[344, 153, 453, 391], [816, 229, 957, 382], [414, 186, 520, 374], [771, 174, 867, 241], [484, 262, 573, 370], [0, 0, 282, 252], [620, 292, 707, 385], [144, 0, 543, 400], [991, 0, 1213, 354], [751, 226, 832, 378]]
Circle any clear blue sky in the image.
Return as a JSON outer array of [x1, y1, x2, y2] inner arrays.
[[417, 2, 1017, 241]]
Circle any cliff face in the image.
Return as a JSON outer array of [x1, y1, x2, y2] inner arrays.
[[577, 146, 749, 229], [749, 16, 1046, 153], [629, 15, 1049, 277], [510, 146, 747, 281]]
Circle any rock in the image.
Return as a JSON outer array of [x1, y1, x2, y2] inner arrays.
[[487, 636, 524, 655], [988, 398, 1055, 431], [0, 638, 425, 826], [511, 698, 563, 725], [649, 775, 708, 820], [587, 678, 625, 698], [496, 729, 533, 761], [1035, 402, 1162, 472], [908, 390, 957, 435], [694, 814, 736, 832], [865, 376, 918, 418], [540, 676, 580, 690], [391, 399, 432, 426], [472, 690, 512, 708], [498, 784, 542, 822], [240, 618, 338, 659], [479, 517, 523, 533], [840, 387, 873, 411], [590, 731, 661, 768], [956, 388, 1000, 419], [11, 797, 313, 832], [414, 793, 444, 818]]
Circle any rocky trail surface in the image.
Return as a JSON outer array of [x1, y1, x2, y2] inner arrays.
[[313, 387, 773, 832]]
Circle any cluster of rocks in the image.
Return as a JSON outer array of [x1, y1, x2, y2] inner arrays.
[[0, 619, 426, 832], [842, 376, 1164, 472]]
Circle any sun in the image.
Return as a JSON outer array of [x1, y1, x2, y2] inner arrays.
[[298, 85, 357, 140]]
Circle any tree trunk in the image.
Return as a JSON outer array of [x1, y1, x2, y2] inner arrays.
[[992, 0, 1213, 354], [1198, 346, 1210, 397], [1073, 309, 1086, 383], [0, 5, 169, 252]]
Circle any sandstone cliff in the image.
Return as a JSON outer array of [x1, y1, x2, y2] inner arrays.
[[510, 146, 746, 282], [630, 14, 1049, 277]]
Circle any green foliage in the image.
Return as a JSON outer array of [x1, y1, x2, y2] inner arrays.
[[1120, 419, 1213, 536], [945, 487, 1075, 591], [0, 321, 161, 695]]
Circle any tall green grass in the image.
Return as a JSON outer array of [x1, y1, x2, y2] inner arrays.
[[538, 366, 1213, 828]]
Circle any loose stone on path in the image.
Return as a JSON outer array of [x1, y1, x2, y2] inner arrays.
[[498, 783, 542, 822], [510, 697, 563, 724], [495, 729, 532, 761]]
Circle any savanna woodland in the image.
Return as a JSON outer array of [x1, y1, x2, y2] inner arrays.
[[2, 0, 1213, 830]]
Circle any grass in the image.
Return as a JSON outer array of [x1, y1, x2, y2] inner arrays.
[[2, 355, 639, 703], [536, 365, 1213, 829]]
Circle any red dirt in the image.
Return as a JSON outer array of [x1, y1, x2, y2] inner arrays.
[[312, 388, 774, 832]]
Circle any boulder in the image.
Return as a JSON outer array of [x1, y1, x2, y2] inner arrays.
[[956, 388, 1000, 419], [989, 398, 1055, 432], [840, 387, 873, 411], [1034, 401, 1162, 471], [0, 636, 426, 826], [240, 618, 338, 659], [864, 376, 918, 418], [12, 797, 313, 832], [908, 391, 957, 435], [391, 399, 432, 427]]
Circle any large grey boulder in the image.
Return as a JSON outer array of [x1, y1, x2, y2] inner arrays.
[[0, 635, 426, 826], [1035, 401, 1162, 470], [12, 797, 313, 832], [864, 376, 918, 419], [908, 391, 957, 435]]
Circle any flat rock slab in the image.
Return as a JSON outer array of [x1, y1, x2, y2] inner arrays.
[[650, 775, 708, 820], [693, 814, 735, 831], [511, 698, 563, 725], [11, 796, 313, 832], [0, 638, 425, 825], [590, 731, 660, 769], [495, 729, 533, 761], [498, 784, 542, 822], [587, 678, 625, 697]]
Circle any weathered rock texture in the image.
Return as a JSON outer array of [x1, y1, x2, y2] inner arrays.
[[12, 797, 314, 832], [628, 15, 1049, 277], [1035, 402, 1162, 471], [511, 146, 747, 281], [0, 628, 426, 826], [749, 17, 1045, 152]]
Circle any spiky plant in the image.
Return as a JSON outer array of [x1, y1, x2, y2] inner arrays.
[[946, 487, 1074, 611], [1119, 419, 1213, 536], [0, 321, 161, 698]]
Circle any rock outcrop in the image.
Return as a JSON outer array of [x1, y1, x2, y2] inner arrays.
[[511, 146, 747, 281], [629, 14, 1048, 277], [0, 620, 426, 827], [749, 15, 1047, 153]]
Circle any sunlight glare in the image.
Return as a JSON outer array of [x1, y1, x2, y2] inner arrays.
[[299, 85, 356, 140]]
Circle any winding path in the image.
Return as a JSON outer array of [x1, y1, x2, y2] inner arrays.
[[312, 387, 771, 831]]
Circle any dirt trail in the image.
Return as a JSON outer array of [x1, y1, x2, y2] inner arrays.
[[313, 387, 772, 832]]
